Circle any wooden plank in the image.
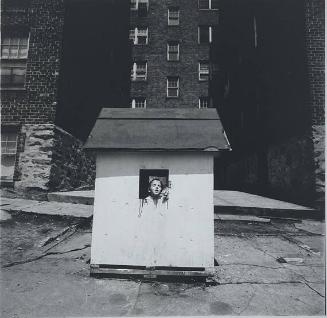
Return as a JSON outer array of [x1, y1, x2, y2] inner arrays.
[[98, 108, 220, 120], [90, 266, 213, 278], [91, 153, 215, 268], [85, 119, 229, 150]]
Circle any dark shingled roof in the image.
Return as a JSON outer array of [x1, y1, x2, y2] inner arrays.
[[84, 108, 230, 152]]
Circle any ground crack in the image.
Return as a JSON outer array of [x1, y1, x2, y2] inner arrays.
[[2, 245, 90, 268], [304, 282, 325, 298]]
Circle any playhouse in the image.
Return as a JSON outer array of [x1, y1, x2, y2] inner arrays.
[[84, 108, 230, 278]]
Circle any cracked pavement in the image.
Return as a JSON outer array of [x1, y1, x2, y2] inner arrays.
[[0, 211, 325, 317]]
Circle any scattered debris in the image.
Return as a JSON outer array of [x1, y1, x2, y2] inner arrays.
[[277, 257, 304, 264], [0, 210, 12, 222]]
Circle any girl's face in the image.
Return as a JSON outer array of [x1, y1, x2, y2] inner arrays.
[[149, 180, 162, 196]]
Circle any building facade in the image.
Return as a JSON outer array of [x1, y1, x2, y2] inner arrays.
[[1, 0, 129, 195], [129, 0, 219, 109], [210, 0, 324, 210], [1, 0, 324, 210]]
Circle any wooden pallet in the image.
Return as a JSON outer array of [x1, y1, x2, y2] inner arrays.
[[90, 264, 214, 280]]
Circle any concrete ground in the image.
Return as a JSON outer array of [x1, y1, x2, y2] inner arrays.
[[0, 211, 325, 317]]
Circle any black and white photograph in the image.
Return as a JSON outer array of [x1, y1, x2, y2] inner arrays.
[[0, 0, 325, 316]]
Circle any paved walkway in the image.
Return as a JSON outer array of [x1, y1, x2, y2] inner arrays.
[[48, 189, 313, 210], [1, 189, 316, 220], [1, 212, 325, 316], [1, 197, 93, 219], [213, 190, 313, 210]]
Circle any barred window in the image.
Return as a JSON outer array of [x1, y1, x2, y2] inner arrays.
[[167, 41, 179, 61], [130, 0, 148, 11], [198, 0, 219, 10], [167, 76, 179, 97], [168, 7, 179, 26], [1, 36, 29, 59], [131, 62, 147, 81], [199, 97, 210, 108], [129, 27, 148, 45], [131, 97, 147, 108], [199, 62, 209, 81]]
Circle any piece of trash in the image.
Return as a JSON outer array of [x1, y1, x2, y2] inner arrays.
[[17, 247, 23, 251], [277, 257, 304, 264]]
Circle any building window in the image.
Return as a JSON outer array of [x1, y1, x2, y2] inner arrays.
[[1, 37, 29, 59], [139, 169, 169, 199], [2, 0, 30, 12], [199, 62, 209, 81], [130, 0, 149, 11], [129, 27, 148, 45], [1, 131, 18, 180], [131, 97, 147, 108], [131, 62, 147, 81], [1, 132, 18, 155], [167, 76, 179, 98], [1, 62, 27, 88], [1, 35, 29, 89], [198, 0, 219, 10], [168, 7, 179, 26], [167, 41, 179, 61], [198, 26, 213, 43], [199, 97, 210, 108]]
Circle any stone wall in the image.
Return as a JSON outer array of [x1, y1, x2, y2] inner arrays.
[[304, 0, 325, 211], [267, 134, 315, 206], [49, 127, 95, 191], [14, 124, 95, 195], [15, 124, 55, 192], [222, 133, 316, 207], [312, 125, 325, 210]]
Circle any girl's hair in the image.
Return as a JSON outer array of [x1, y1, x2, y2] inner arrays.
[[148, 178, 163, 188]]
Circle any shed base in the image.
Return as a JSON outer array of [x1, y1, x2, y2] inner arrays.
[[90, 264, 214, 281]]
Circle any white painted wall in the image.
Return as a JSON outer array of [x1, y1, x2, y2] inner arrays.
[[91, 152, 214, 268]]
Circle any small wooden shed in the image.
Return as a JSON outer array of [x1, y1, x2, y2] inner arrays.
[[84, 108, 230, 278]]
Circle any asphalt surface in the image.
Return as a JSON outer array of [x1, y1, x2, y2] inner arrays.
[[0, 211, 325, 317]]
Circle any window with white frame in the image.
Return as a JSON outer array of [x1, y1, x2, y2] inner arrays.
[[1, 131, 18, 180], [198, 25, 213, 43], [130, 0, 137, 10], [129, 27, 148, 45], [167, 76, 179, 97], [168, 7, 179, 26], [199, 97, 210, 108], [198, 0, 219, 10], [131, 97, 147, 108], [131, 62, 147, 81], [1, 34, 29, 89], [167, 41, 179, 61], [199, 62, 209, 81], [1, 132, 18, 155], [130, 0, 149, 11], [1, 37, 29, 59]]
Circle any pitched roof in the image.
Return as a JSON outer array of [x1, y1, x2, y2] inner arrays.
[[84, 108, 231, 152]]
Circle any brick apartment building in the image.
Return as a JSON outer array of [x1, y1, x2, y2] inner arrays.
[[1, 0, 130, 195], [129, 0, 219, 110], [1, 0, 324, 210]]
